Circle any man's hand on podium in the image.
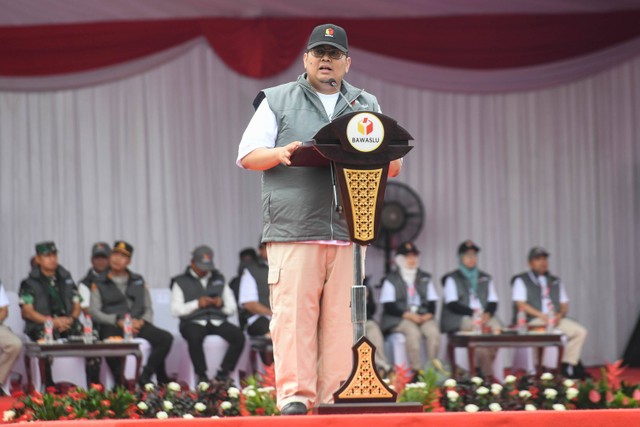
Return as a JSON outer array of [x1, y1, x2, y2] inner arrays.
[[240, 141, 301, 170]]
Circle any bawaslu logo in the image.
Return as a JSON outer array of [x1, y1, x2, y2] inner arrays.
[[346, 113, 384, 152]]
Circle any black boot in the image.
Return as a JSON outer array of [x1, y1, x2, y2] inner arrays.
[[139, 367, 154, 387]]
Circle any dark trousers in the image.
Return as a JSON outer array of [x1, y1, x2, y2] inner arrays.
[[180, 321, 245, 377], [247, 316, 270, 337], [100, 322, 173, 384]]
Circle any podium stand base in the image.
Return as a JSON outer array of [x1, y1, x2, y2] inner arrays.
[[313, 402, 423, 415]]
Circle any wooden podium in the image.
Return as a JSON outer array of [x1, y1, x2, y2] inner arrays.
[[291, 111, 422, 414]]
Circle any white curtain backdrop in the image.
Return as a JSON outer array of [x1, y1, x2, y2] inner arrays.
[[1, 40, 638, 365]]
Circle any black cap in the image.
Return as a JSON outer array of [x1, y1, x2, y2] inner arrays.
[[91, 242, 111, 258], [112, 241, 134, 257], [528, 246, 550, 261], [397, 241, 420, 256], [192, 245, 214, 272], [458, 240, 480, 254], [35, 241, 57, 255], [307, 23, 348, 53]]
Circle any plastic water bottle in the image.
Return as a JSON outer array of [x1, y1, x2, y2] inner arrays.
[[546, 302, 556, 333], [472, 309, 483, 334], [44, 316, 54, 344], [517, 308, 528, 335], [123, 313, 133, 341], [83, 314, 93, 344]]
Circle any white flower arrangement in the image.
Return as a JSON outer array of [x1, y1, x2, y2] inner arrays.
[[504, 375, 516, 384], [553, 404, 566, 411], [194, 402, 207, 412], [3, 410, 16, 422], [183, 414, 194, 419], [198, 382, 210, 392], [524, 404, 537, 411], [489, 403, 502, 412], [540, 372, 554, 381], [163, 400, 174, 411], [167, 382, 181, 392], [518, 390, 532, 399], [156, 411, 168, 419], [476, 386, 489, 395], [444, 378, 457, 388], [491, 384, 503, 395], [227, 387, 240, 399], [144, 383, 155, 392], [447, 390, 459, 402], [465, 404, 480, 413], [220, 401, 233, 410], [471, 377, 483, 385], [566, 387, 579, 400], [137, 402, 149, 411], [563, 379, 575, 388], [544, 388, 558, 399]]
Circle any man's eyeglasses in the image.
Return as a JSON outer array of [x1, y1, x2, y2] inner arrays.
[[309, 46, 346, 60]]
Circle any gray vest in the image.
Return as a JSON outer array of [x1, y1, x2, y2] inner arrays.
[[381, 269, 432, 333], [440, 269, 492, 333], [94, 271, 147, 320], [260, 73, 380, 242], [172, 269, 226, 325], [511, 272, 561, 323]]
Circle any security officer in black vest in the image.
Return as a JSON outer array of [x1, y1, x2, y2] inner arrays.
[[18, 242, 95, 387], [238, 242, 271, 337], [441, 240, 502, 379], [89, 241, 173, 386], [78, 242, 111, 315], [170, 245, 245, 384]]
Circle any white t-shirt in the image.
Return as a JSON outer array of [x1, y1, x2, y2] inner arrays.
[[0, 282, 9, 307], [443, 276, 499, 310], [512, 272, 569, 314], [238, 268, 271, 327]]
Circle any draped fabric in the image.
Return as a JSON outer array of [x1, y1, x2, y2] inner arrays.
[[1, 41, 638, 366], [2, 12, 640, 79]]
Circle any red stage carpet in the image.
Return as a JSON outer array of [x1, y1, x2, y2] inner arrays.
[[1, 410, 639, 426]]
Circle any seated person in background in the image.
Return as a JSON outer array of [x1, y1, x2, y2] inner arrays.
[[238, 242, 271, 337], [363, 277, 391, 377], [90, 241, 173, 386], [78, 242, 111, 315], [512, 246, 589, 379], [380, 242, 440, 379], [18, 242, 97, 386], [171, 245, 245, 384], [441, 240, 502, 379], [228, 247, 259, 313], [1, 280, 23, 396]]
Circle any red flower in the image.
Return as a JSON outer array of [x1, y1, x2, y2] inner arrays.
[[432, 407, 446, 412], [66, 405, 75, 413], [589, 390, 601, 403], [90, 383, 104, 392], [605, 360, 626, 390], [260, 363, 277, 388], [13, 401, 25, 410], [106, 410, 115, 417], [255, 407, 266, 415], [633, 389, 640, 401], [32, 397, 43, 406], [59, 416, 68, 421], [11, 390, 25, 398], [68, 413, 77, 420], [101, 399, 111, 407], [46, 386, 57, 394], [606, 391, 614, 403]]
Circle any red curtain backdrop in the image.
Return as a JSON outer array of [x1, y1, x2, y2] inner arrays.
[[1, 12, 640, 78]]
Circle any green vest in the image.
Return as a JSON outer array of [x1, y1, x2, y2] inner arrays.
[[260, 73, 380, 242], [440, 269, 492, 333]]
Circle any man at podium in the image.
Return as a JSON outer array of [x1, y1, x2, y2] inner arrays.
[[237, 23, 402, 415]]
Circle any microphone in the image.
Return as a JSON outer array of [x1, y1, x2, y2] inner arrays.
[[327, 79, 354, 111]]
